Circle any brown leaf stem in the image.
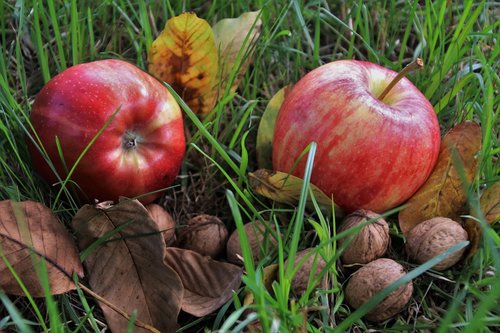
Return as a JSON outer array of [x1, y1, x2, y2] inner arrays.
[[77, 282, 161, 333]]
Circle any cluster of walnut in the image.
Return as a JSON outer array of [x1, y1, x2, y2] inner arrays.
[[145, 206, 321, 295], [146, 203, 469, 323], [339, 209, 469, 321], [145, 205, 280, 265], [146, 204, 229, 258]]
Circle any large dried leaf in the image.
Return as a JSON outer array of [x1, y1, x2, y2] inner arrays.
[[72, 200, 183, 333], [213, 11, 262, 93], [256, 86, 292, 169], [164, 247, 242, 317], [148, 13, 218, 115], [0, 200, 83, 297], [464, 182, 500, 260], [399, 122, 482, 235], [249, 169, 344, 216]]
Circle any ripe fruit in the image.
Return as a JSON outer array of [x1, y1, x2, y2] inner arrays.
[[29, 59, 185, 204], [338, 209, 390, 264], [406, 217, 468, 270], [345, 258, 413, 321], [273, 59, 440, 213]]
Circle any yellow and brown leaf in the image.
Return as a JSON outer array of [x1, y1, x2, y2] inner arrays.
[[148, 13, 218, 115], [464, 181, 500, 260], [249, 169, 343, 216], [398, 121, 482, 235]]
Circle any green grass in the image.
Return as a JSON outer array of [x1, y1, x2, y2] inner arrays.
[[1, 0, 499, 332]]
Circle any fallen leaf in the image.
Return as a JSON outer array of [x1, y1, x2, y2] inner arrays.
[[249, 169, 344, 216], [243, 263, 278, 306], [212, 10, 262, 93], [72, 199, 183, 333], [399, 121, 482, 235], [256, 86, 292, 169], [148, 13, 218, 115], [0, 200, 83, 297], [164, 247, 242, 317], [464, 181, 500, 260], [477, 182, 500, 225]]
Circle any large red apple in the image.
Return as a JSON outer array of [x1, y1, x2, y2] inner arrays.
[[29, 59, 185, 204], [273, 60, 440, 213]]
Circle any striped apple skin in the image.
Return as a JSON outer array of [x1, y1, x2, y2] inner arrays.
[[29, 59, 186, 204], [273, 60, 440, 213]]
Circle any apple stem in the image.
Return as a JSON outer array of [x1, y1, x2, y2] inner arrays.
[[378, 58, 424, 101]]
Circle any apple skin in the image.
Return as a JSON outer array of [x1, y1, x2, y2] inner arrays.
[[272, 60, 440, 213], [29, 59, 186, 204]]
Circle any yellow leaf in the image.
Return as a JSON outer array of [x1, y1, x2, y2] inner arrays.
[[249, 169, 344, 216], [212, 11, 262, 93], [243, 263, 278, 306], [148, 13, 218, 115], [256, 85, 292, 169], [464, 181, 500, 260], [398, 121, 482, 235]]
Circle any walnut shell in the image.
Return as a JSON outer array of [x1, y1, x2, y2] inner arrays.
[[226, 220, 278, 265], [178, 214, 228, 258], [406, 217, 468, 270], [286, 248, 326, 295], [338, 209, 390, 264], [345, 258, 413, 321], [146, 203, 176, 246]]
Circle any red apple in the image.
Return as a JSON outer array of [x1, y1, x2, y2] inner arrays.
[[29, 59, 185, 204], [272, 60, 440, 213]]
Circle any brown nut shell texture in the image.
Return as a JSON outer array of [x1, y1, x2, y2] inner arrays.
[[345, 258, 413, 322], [178, 214, 228, 258], [406, 217, 468, 270], [338, 209, 390, 264], [226, 220, 278, 265], [286, 248, 326, 295]]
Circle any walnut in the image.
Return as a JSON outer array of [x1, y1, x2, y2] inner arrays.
[[286, 248, 326, 295], [226, 220, 278, 265], [345, 258, 413, 321], [337, 209, 390, 264], [178, 214, 228, 258], [406, 217, 468, 270], [146, 203, 176, 246]]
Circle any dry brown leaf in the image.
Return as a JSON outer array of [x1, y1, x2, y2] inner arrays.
[[148, 13, 218, 115], [0, 200, 83, 297], [249, 169, 344, 216], [464, 181, 500, 260], [212, 11, 262, 93], [399, 121, 482, 235], [164, 247, 243, 317], [72, 199, 183, 333]]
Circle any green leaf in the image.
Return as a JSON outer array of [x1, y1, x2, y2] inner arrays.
[[256, 86, 292, 169]]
